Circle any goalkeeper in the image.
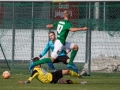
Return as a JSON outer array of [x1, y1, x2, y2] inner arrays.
[[18, 57, 87, 84], [37, 31, 78, 73]]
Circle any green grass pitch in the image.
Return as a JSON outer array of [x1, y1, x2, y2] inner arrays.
[[0, 72, 120, 90]]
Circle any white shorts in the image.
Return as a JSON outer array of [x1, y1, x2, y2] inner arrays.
[[51, 40, 75, 59]]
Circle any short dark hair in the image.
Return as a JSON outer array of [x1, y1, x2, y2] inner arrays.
[[49, 31, 55, 35]]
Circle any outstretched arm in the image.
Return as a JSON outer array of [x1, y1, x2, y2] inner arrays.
[[18, 70, 38, 84], [39, 42, 50, 58], [46, 24, 53, 29], [70, 26, 88, 32]]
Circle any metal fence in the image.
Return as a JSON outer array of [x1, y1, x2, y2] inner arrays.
[[0, 2, 120, 73]]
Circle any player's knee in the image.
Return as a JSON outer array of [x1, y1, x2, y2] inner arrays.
[[66, 59, 69, 64], [50, 57, 55, 62], [63, 69, 69, 74], [66, 70, 70, 74], [73, 45, 79, 50]]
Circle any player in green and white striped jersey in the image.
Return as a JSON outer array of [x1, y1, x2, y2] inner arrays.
[[29, 10, 87, 72]]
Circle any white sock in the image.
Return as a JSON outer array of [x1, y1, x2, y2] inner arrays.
[[80, 70, 86, 76]]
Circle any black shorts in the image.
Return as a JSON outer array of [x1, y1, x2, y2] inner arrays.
[[53, 55, 69, 64], [50, 70, 63, 83]]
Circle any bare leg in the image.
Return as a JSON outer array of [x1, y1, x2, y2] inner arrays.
[[56, 79, 68, 84], [57, 78, 87, 84], [62, 70, 69, 76]]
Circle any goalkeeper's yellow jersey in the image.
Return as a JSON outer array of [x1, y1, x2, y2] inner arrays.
[[28, 67, 52, 84]]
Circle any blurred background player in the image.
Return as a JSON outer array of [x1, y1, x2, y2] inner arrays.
[[29, 10, 87, 73], [37, 31, 78, 73], [19, 57, 87, 84]]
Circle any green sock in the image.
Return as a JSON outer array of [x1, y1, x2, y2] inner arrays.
[[33, 58, 51, 66], [69, 50, 78, 64]]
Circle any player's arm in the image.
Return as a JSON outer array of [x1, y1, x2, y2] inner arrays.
[[18, 70, 38, 84], [46, 22, 58, 29], [46, 24, 53, 29], [70, 26, 88, 32], [39, 42, 50, 58]]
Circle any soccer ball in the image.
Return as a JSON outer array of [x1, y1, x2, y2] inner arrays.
[[2, 71, 10, 79]]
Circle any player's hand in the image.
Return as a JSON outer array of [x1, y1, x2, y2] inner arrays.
[[46, 24, 53, 29], [82, 27, 88, 30], [32, 57, 40, 62]]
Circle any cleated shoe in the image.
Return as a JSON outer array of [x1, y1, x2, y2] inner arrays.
[[78, 74, 82, 78], [78, 70, 87, 78], [80, 70, 89, 76]]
